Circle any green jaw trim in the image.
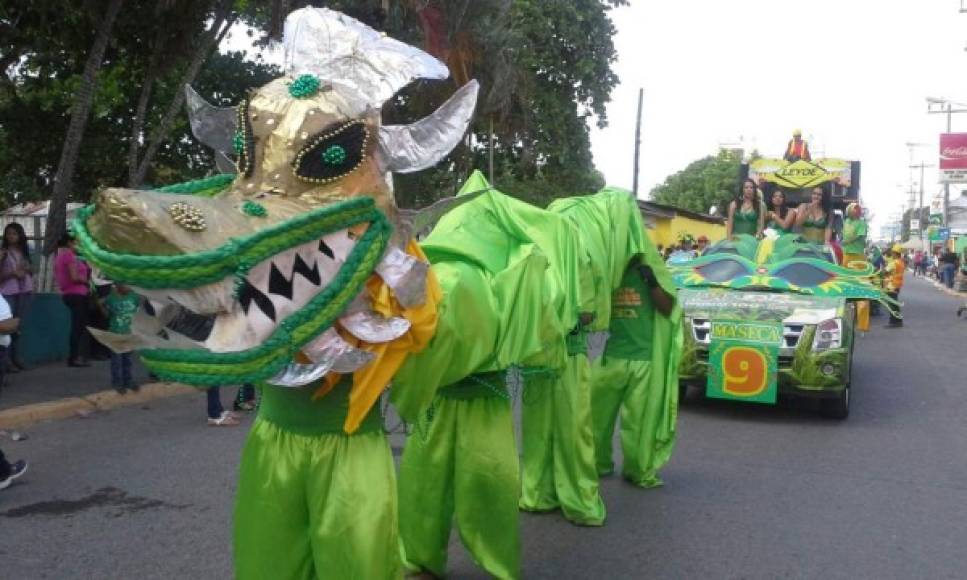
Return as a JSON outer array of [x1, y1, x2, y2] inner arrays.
[[140, 214, 390, 385], [72, 196, 379, 289]]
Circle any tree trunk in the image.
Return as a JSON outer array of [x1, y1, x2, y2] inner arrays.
[[130, 9, 236, 188], [126, 28, 165, 186], [44, 0, 125, 255]]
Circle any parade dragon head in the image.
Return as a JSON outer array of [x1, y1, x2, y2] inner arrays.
[[72, 8, 479, 395], [669, 234, 893, 306]]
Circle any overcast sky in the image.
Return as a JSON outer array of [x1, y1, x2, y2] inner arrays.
[[590, 0, 967, 234]]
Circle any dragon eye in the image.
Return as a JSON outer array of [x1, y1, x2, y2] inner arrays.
[[696, 258, 750, 283], [235, 99, 255, 178], [772, 264, 834, 287], [292, 121, 371, 184]]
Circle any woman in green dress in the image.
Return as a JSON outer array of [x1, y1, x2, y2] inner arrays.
[[726, 178, 765, 239], [796, 186, 833, 245], [765, 188, 796, 234]]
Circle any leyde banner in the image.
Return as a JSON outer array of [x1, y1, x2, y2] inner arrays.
[[706, 319, 781, 404], [939, 133, 967, 183]]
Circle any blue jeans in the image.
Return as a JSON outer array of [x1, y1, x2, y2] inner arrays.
[[942, 263, 956, 288], [110, 352, 132, 387]]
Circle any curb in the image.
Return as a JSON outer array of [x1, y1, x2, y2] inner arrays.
[[0, 382, 196, 430]]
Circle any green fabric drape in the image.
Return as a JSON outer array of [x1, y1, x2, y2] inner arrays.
[[520, 351, 606, 525], [393, 172, 671, 421], [398, 384, 520, 580], [591, 356, 677, 487], [234, 419, 400, 580]]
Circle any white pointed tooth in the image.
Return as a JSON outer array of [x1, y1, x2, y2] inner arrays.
[[321, 229, 354, 263]]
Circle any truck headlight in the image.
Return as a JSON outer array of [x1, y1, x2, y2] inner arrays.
[[812, 318, 843, 350]]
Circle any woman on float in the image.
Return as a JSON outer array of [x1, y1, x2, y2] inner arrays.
[[795, 186, 833, 245], [726, 178, 765, 239], [765, 187, 797, 234]]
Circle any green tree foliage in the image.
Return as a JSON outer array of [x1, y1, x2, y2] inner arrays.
[[649, 150, 746, 215], [0, 1, 276, 209], [1, 0, 624, 214]]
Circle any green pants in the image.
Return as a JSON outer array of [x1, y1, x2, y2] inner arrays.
[[520, 353, 606, 525], [591, 356, 675, 488], [234, 382, 400, 580], [398, 383, 521, 580]]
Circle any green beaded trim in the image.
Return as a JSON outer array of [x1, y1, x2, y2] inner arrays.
[[322, 144, 347, 166], [232, 131, 244, 155], [71, 196, 380, 289], [288, 74, 321, 99], [139, 215, 391, 385], [241, 200, 267, 217]]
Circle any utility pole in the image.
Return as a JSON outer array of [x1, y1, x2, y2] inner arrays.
[[910, 161, 936, 251], [632, 88, 643, 196]]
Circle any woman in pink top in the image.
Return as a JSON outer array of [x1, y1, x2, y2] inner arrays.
[[54, 233, 91, 367], [0, 223, 34, 371]]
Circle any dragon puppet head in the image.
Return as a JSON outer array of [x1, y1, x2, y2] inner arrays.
[[73, 8, 479, 391]]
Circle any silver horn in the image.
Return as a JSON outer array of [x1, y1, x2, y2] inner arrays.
[[377, 80, 480, 174]]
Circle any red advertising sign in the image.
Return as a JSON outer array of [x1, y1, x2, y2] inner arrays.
[[939, 133, 967, 182]]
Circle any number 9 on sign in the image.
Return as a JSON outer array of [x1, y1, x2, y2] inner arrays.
[[721, 346, 768, 397]]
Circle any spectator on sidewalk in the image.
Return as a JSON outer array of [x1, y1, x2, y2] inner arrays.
[[0, 223, 34, 373], [206, 385, 257, 426], [0, 294, 28, 491], [54, 233, 92, 367], [0, 448, 27, 491], [103, 283, 141, 393], [940, 248, 959, 289]]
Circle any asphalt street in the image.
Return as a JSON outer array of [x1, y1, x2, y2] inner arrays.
[[2, 275, 966, 579]]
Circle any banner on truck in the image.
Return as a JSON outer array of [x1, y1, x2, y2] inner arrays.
[[749, 158, 851, 189]]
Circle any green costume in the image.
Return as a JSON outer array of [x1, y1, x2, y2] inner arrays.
[[842, 217, 868, 255], [765, 209, 792, 234], [398, 373, 520, 579], [591, 264, 682, 487], [801, 214, 829, 244], [732, 204, 761, 237], [519, 329, 606, 525], [234, 378, 400, 579]]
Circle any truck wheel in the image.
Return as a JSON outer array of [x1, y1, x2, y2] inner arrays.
[[821, 386, 850, 419]]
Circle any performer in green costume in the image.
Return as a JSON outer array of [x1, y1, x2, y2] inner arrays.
[[519, 321, 606, 526], [398, 372, 520, 579], [591, 257, 681, 487], [235, 378, 400, 579]]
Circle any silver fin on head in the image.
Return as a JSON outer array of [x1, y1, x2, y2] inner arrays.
[[184, 85, 238, 162]]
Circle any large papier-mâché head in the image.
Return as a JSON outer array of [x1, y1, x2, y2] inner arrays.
[[73, 8, 479, 387]]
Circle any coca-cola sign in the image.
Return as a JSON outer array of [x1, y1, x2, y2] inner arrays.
[[939, 133, 967, 182]]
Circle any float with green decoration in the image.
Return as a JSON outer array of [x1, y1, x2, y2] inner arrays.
[[669, 232, 895, 419]]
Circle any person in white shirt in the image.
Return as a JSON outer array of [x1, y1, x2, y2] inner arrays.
[[0, 295, 28, 490]]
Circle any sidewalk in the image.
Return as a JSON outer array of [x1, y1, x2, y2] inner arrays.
[[0, 357, 194, 429]]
